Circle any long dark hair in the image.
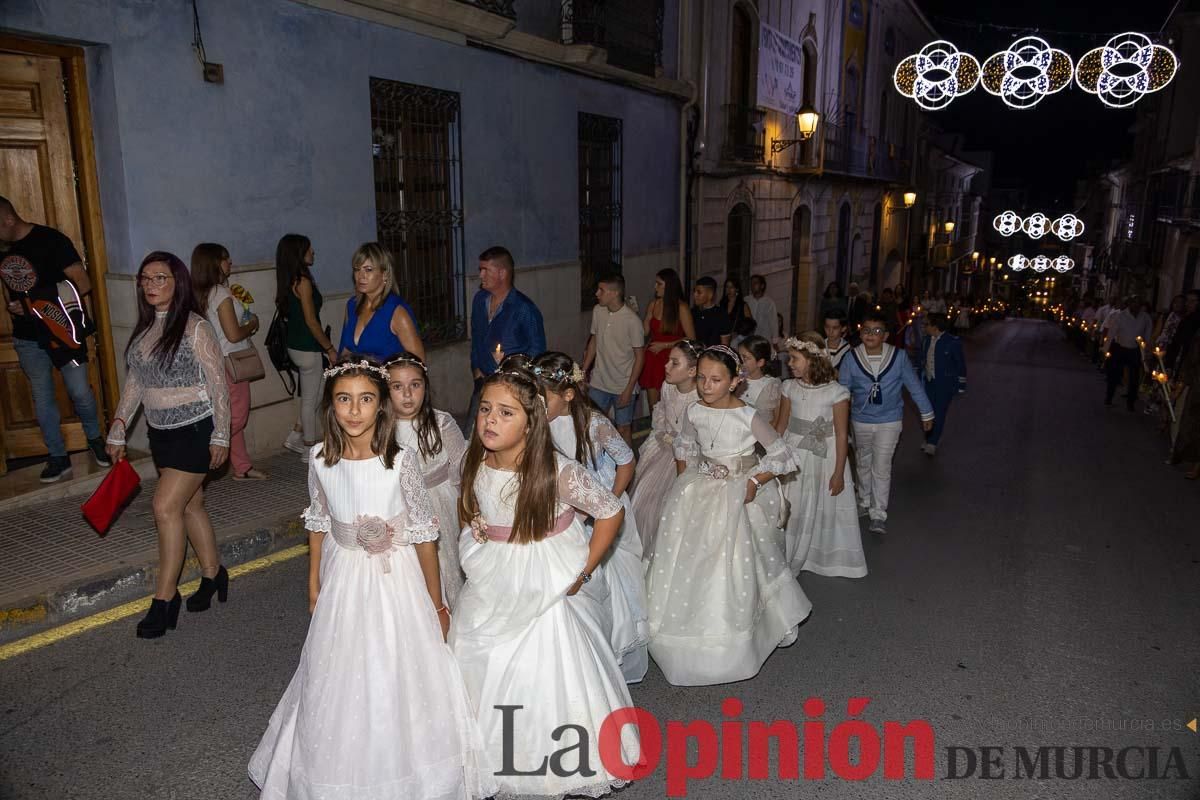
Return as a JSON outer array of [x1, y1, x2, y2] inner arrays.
[[275, 233, 313, 317], [738, 334, 780, 378], [657, 268, 684, 335], [384, 353, 442, 460], [531, 351, 596, 469], [724, 276, 746, 318], [318, 358, 401, 468], [190, 242, 229, 314], [127, 251, 196, 366], [459, 364, 559, 544]]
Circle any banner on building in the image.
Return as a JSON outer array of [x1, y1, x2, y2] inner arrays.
[[758, 23, 805, 115]]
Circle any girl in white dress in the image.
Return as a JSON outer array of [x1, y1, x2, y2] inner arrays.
[[531, 351, 649, 684], [451, 365, 641, 799], [630, 339, 701, 558], [249, 359, 495, 800], [737, 335, 783, 429], [645, 345, 812, 686], [777, 334, 868, 579], [386, 354, 469, 607]]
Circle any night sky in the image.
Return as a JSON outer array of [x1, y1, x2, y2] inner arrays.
[[912, 0, 1180, 210]]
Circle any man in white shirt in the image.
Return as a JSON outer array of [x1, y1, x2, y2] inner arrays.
[[744, 274, 779, 347], [1104, 297, 1152, 410], [583, 272, 645, 445]]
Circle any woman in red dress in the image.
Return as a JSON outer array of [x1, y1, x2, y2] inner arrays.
[[640, 268, 695, 412]]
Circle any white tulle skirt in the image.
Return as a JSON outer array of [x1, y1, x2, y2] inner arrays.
[[590, 494, 649, 684], [629, 432, 676, 558], [249, 537, 496, 799], [781, 446, 868, 578], [450, 523, 640, 799], [428, 479, 466, 607], [646, 468, 813, 686]]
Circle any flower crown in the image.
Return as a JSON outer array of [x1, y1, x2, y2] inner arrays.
[[494, 369, 549, 410], [532, 362, 585, 384], [783, 337, 830, 361], [323, 359, 391, 380], [383, 354, 427, 373]]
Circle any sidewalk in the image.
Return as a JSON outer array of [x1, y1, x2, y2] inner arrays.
[[0, 450, 310, 645]]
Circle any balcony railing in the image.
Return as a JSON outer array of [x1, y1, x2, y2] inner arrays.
[[453, 0, 516, 18], [823, 125, 909, 181], [722, 104, 765, 163], [561, 0, 664, 76]]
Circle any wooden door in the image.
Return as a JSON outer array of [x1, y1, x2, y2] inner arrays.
[[0, 51, 104, 466]]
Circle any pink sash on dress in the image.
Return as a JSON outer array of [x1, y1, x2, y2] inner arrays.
[[485, 508, 576, 542]]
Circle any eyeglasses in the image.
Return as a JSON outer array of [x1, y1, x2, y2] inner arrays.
[[139, 274, 172, 287], [861, 327, 887, 335]]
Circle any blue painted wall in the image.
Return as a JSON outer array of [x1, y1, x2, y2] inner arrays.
[[1, 0, 680, 290]]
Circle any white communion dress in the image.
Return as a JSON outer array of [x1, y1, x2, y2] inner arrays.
[[550, 413, 649, 684], [629, 382, 697, 558], [779, 380, 868, 578], [450, 455, 641, 800], [645, 403, 813, 686], [395, 410, 469, 607], [740, 375, 782, 424], [249, 445, 496, 800]]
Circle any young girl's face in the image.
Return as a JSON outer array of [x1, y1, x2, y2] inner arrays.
[[737, 346, 765, 379], [332, 375, 381, 440], [787, 350, 812, 381], [477, 383, 529, 453], [387, 365, 425, 420], [696, 356, 739, 405], [664, 347, 696, 386], [543, 387, 573, 421]]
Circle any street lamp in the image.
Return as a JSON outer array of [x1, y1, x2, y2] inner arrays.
[[902, 191, 917, 209], [972, 251, 979, 260], [770, 103, 821, 153], [943, 220, 956, 234]]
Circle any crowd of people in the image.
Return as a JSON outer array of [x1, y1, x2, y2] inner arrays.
[[1061, 289, 1200, 479]]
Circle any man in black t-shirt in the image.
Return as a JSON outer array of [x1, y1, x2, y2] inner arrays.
[[0, 195, 109, 482], [691, 276, 732, 347]]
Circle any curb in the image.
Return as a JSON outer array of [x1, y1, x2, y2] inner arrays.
[[0, 512, 307, 646]]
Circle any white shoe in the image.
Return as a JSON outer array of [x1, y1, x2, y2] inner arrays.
[[778, 625, 799, 648], [283, 430, 306, 455]]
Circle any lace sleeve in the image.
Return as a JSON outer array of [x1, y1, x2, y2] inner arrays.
[[591, 412, 634, 466], [756, 378, 782, 421], [672, 405, 700, 461], [558, 459, 623, 519], [751, 410, 798, 477], [438, 411, 468, 490], [302, 459, 331, 533], [398, 446, 440, 543], [192, 318, 231, 447], [107, 361, 145, 446]]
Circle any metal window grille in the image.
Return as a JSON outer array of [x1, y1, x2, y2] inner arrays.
[[578, 112, 623, 309], [370, 77, 467, 346]]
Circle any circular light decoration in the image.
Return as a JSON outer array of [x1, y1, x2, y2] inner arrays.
[[1008, 254, 1029, 271], [1022, 212, 1050, 239], [894, 41, 981, 110], [1030, 255, 1052, 272], [1075, 32, 1178, 108], [981, 36, 1074, 109], [993, 210, 1022, 236], [1051, 213, 1086, 241], [1052, 255, 1075, 272]]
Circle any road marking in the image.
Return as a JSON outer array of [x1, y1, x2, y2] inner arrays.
[[0, 544, 308, 662]]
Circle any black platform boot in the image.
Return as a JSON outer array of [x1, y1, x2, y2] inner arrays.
[[136, 592, 182, 639], [186, 565, 229, 612]]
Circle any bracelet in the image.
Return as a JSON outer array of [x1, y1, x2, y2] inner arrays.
[[435, 605, 450, 614], [577, 572, 592, 584], [749, 475, 763, 489]]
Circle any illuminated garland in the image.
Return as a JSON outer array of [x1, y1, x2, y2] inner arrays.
[[1007, 255, 1029, 271], [993, 211, 1085, 242], [1030, 255, 1052, 272], [1052, 256, 1075, 272], [894, 41, 980, 110], [1050, 214, 1085, 241], [1006, 254, 1075, 272], [993, 210, 1022, 237], [1075, 32, 1178, 108], [981, 36, 1073, 109], [1022, 213, 1050, 239]]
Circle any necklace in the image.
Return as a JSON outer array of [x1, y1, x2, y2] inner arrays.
[[705, 405, 729, 450]]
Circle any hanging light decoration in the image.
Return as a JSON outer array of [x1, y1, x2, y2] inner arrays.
[[1030, 255, 1052, 272], [981, 36, 1074, 109], [993, 210, 1022, 236], [1050, 213, 1086, 241], [1022, 213, 1050, 239], [1008, 255, 1029, 271], [1052, 255, 1075, 272], [894, 41, 981, 110], [1075, 32, 1178, 108]]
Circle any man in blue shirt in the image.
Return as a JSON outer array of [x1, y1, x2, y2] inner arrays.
[[469, 246, 546, 418], [919, 312, 967, 456]]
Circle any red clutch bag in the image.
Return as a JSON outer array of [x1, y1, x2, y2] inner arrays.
[[81, 458, 141, 535]]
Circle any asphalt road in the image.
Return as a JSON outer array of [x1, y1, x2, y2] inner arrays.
[[1, 318, 1198, 800]]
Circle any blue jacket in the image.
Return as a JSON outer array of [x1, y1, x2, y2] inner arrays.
[[839, 343, 934, 424], [920, 333, 967, 393], [470, 287, 547, 375]]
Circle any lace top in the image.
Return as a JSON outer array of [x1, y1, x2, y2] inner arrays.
[[394, 410, 468, 489], [474, 454, 623, 529], [650, 383, 698, 443], [673, 403, 797, 477], [301, 445, 439, 543], [741, 376, 782, 423], [550, 412, 634, 490], [108, 313, 231, 446]]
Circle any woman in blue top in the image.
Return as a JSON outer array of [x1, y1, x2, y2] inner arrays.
[[338, 242, 425, 361]]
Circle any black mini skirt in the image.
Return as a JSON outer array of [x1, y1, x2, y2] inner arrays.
[[148, 417, 215, 474]]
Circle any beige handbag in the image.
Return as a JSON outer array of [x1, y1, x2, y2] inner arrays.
[[225, 346, 266, 383]]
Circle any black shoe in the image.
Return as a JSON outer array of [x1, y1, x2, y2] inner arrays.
[[136, 592, 182, 639], [186, 566, 229, 612], [39, 456, 73, 483], [87, 437, 113, 468]]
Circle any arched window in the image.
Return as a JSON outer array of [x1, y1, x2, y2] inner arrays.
[[727, 203, 754, 290], [731, 5, 754, 111]]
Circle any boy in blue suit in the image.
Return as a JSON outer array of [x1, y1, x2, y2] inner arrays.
[[919, 313, 967, 456], [839, 310, 934, 534]]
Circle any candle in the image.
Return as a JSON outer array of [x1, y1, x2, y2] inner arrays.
[[493, 342, 504, 363]]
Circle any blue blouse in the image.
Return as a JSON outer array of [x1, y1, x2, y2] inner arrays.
[[338, 293, 417, 361]]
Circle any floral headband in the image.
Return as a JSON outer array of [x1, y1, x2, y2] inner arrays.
[[323, 359, 391, 380], [783, 337, 830, 361], [383, 354, 427, 373], [493, 369, 549, 411], [531, 362, 585, 384]]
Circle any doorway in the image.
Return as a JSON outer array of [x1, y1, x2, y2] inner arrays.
[[726, 203, 753, 291]]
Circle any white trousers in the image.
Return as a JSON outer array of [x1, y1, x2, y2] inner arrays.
[[852, 420, 904, 522]]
